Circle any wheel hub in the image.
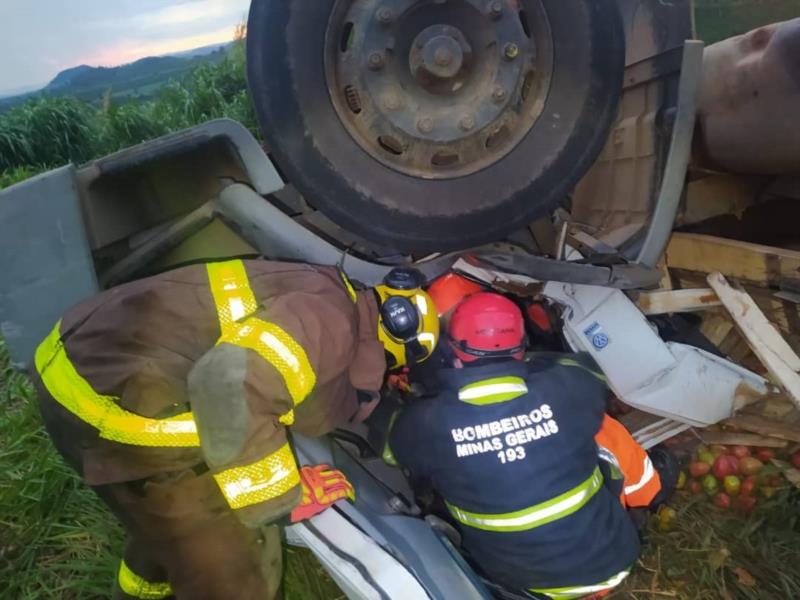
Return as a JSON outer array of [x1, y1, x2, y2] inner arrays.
[[325, 0, 552, 179], [410, 27, 469, 84]]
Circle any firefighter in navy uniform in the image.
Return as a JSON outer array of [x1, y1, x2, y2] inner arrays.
[[32, 261, 438, 600], [389, 293, 664, 599]]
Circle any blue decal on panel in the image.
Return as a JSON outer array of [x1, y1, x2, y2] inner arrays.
[[583, 321, 610, 351]]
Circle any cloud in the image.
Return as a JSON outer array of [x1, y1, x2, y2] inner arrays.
[[79, 25, 238, 68]]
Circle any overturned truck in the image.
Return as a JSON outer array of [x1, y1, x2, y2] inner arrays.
[[3, 1, 800, 598]]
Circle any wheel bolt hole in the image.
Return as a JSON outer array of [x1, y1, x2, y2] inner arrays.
[[340, 22, 355, 52], [518, 10, 531, 38], [378, 135, 405, 155], [344, 85, 362, 114], [485, 125, 510, 150], [431, 151, 460, 167]]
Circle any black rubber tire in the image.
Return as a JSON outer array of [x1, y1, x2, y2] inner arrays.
[[247, 0, 624, 253]]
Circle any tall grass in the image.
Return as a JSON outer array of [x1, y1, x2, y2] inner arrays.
[[0, 36, 257, 182]]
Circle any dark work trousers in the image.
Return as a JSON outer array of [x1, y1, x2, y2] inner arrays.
[[38, 394, 283, 600]]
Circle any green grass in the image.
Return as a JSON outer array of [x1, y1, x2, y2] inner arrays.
[[612, 487, 800, 599], [695, 0, 800, 44]]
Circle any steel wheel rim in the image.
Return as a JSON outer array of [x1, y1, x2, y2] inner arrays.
[[325, 0, 554, 179]]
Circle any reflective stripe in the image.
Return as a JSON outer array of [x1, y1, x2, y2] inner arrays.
[[207, 261, 317, 407], [214, 443, 301, 510], [530, 568, 631, 599], [382, 410, 401, 467], [220, 318, 316, 406], [446, 467, 603, 532], [207, 260, 259, 337], [35, 321, 200, 448], [339, 270, 358, 303], [597, 445, 624, 481], [557, 358, 608, 383], [458, 376, 528, 405], [624, 454, 656, 496], [118, 560, 173, 599]]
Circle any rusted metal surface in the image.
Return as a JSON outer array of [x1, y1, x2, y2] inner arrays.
[[697, 18, 800, 175], [325, 0, 551, 178]]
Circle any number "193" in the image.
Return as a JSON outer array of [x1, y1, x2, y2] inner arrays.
[[497, 447, 526, 464]]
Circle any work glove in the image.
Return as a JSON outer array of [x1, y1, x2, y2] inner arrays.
[[290, 464, 355, 523]]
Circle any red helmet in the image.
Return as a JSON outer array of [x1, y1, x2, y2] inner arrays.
[[428, 273, 484, 317], [448, 293, 526, 363]]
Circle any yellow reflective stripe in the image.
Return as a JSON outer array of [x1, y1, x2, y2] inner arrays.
[[446, 467, 603, 533], [35, 322, 199, 448], [557, 358, 608, 383], [220, 318, 316, 407], [458, 376, 528, 405], [339, 270, 358, 303], [207, 260, 259, 337], [118, 560, 173, 599], [214, 443, 301, 510], [382, 410, 401, 467], [530, 568, 631, 599]]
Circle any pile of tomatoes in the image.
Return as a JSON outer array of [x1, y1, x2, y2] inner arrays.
[[679, 444, 800, 512]]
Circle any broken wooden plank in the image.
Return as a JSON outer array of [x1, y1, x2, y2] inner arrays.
[[770, 459, 800, 489], [725, 414, 800, 443], [666, 233, 800, 288], [697, 431, 787, 449], [635, 288, 721, 315], [708, 272, 800, 408]]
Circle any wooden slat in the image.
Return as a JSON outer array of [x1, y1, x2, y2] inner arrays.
[[635, 288, 721, 315], [697, 431, 787, 448], [725, 414, 800, 443], [709, 272, 800, 408], [666, 233, 800, 288]]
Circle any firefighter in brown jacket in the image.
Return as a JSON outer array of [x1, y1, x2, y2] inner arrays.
[[32, 259, 439, 599]]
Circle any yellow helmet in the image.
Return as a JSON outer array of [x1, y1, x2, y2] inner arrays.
[[375, 268, 440, 369]]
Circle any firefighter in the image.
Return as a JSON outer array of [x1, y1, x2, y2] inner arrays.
[[389, 292, 667, 599], [32, 260, 438, 600]]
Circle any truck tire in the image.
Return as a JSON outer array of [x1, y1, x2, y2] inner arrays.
[[247, 0, 624, 252]]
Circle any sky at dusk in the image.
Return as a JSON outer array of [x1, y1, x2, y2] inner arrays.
[[0, 0, 251, 95]]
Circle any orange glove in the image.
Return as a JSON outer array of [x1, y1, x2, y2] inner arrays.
[[290, 464, 355, 523]]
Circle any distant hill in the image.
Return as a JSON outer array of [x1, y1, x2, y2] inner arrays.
[[0, 42, 233, 111]]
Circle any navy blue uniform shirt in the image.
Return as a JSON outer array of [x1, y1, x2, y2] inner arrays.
[[389, 356, 640, 591]]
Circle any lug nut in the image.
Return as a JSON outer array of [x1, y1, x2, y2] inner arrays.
[[376, 7, 394, 25], [383, 94, 400, 111], [368, 51, 385, 70], [488, 1, 503, 19], [504, 43, 519, 60], [459, 115, 476, 131], [492, 86, 507, 103], [417, 117, 434, 134]]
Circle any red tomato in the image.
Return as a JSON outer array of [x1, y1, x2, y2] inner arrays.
[[689, 461, 711, 478], [735, 495, 757, 513], [739, 457, 764, 477], [713, 492, 731, 509], [730, 445, 751, 459], [689, 480, 702, 494], [755, 448, 775, 463], [712, 454, 740, 480], [740, 475, 757, 497]]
